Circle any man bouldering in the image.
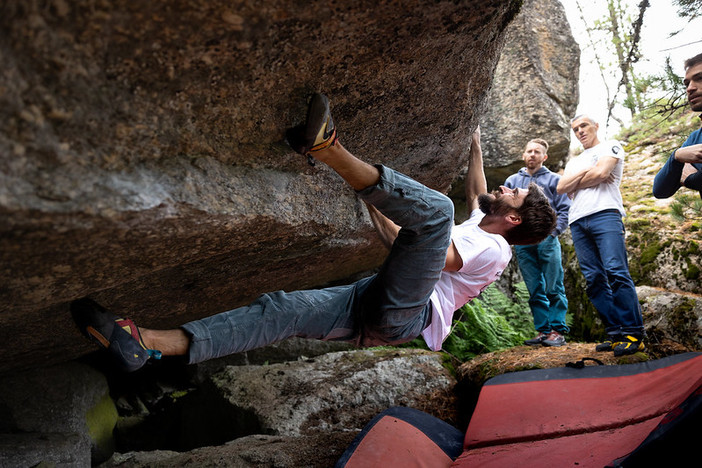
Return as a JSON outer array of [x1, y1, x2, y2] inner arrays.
[[72, 94, 556, 372]]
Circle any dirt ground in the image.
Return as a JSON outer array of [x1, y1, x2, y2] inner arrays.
[[457, 341, 647, 382]]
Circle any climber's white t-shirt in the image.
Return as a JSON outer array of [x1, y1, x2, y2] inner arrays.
[[422, 209, 512, 351]]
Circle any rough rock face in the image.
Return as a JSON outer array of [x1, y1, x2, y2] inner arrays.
[[630, 238, 702, 295], [1, 0, 524, 374], [0, 362, 115, 467], [204, 348, 454, 437], [100, 433, 358, 468], [480, 0, 580, 186], [0, 348, 454, 466], [637, 286, 702, 352]]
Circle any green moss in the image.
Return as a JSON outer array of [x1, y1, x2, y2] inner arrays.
[[667, 298, 698, 346], [673, 298, 695, 315], [473, 359, 504, 383], [627, 218, 651, 229], [633, 236, 672, 284], [686, 241, 699, 255], [640, 242, 662, 265], [684, 262, 700, 280], [617, 106, 699, 155], [631, 206, 658, 213], [170, 390, 190, 401], [441, 354, 457, 378], [86, 391, 118, 462], [616, 353, 649, 364]]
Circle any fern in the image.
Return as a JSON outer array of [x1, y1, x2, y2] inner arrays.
[[442, 302, 520, 361], [477, 282, 534, 337], [399, 283, 536, 362]]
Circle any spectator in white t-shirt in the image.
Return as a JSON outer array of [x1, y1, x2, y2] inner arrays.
[[557, 114, 645, 357]]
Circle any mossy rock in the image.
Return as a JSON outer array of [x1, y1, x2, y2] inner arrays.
[[86, 390, 119, 464]]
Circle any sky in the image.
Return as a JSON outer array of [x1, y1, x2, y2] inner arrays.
[[561, 0, 702, 142]]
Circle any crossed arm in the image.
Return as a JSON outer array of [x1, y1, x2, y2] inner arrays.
[[557, 156, 618, 196], [653, 143, 702, 198], [674, 143, 702, 165]]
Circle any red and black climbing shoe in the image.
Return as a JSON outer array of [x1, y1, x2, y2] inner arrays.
[[613, 335, 645, 357], [70, 298, 161, 372], [285, 93, 338, 166]]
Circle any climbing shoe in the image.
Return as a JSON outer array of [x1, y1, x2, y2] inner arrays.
[[285, 93, 338, 165], [541, 331, 566, 347], [595, 338, 617, 352], [70, 298, 161, 372], [613, 335, 645, 357]]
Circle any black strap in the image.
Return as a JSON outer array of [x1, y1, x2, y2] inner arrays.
[[566, 357, 605, 369]]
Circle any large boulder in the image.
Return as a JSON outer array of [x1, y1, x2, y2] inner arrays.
[[480, 0, 580, 186], [0, 348, 455, 466], [188, 348, 454, 439], [1, 0, 524, 374], [637, 286, 702, 353], [0, 362, 117, 467]]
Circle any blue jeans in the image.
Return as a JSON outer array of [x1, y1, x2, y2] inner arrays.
[[182, 165, 454, 364], [514, 235, 569, 334], [570, 210, 643, 337]]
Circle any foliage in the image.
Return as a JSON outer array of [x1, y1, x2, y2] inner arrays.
[[575, 0, 650, 123], [477, 282, 535, 337], [673, 0, 702, 20], [400, 283, 535, 362], [636, 57, 689, 118], [670, 193, 702, 221], [617, 100, 699, 156]]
